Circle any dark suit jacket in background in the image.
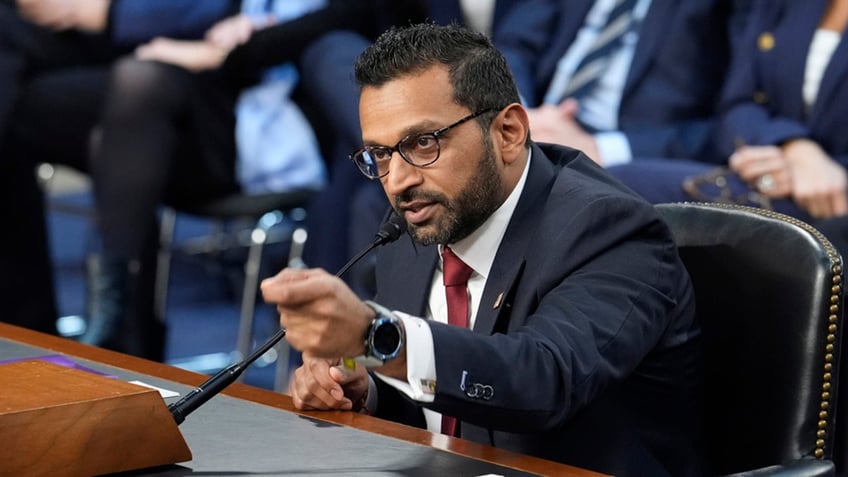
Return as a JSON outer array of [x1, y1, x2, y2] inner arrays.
[[495, 0, 744, 161], [372, 143, 703, 477], [715, 0, 848, 168]]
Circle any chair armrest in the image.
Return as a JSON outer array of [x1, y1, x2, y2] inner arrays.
[[722, 458, 835, 477]]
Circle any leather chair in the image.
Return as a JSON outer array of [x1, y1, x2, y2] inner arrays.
[[656, 202, 844, 476]]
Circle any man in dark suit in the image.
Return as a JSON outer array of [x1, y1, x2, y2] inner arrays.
[[501, 0, 744, 166], [261, 23, 702, 476], [296, 0, 549, 282]]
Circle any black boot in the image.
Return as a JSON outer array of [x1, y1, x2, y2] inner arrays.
[[79, 254, 137, 351]]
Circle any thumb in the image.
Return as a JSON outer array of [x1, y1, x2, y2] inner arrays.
[[329, 362, 361, 385]]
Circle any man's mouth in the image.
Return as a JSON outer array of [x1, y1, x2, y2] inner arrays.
[[400, 201, 437, 225]]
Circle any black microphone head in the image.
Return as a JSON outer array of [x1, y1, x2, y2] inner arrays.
[[374, 213, 407, 245]]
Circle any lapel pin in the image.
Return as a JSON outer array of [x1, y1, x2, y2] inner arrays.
[[493, 292, 504, 309]]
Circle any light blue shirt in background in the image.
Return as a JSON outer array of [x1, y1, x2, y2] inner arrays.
[[542, 0, 652, 166]]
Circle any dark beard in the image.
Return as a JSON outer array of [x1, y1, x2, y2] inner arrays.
[[394, 136, 504, 245]]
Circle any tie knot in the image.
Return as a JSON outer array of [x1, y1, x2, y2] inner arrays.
[[442, 247, 474, 287]]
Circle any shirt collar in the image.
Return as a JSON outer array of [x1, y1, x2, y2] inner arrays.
[[440, 148, 532, 279]]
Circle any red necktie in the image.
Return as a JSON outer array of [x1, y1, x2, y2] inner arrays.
[[440, 246, 474, 436]]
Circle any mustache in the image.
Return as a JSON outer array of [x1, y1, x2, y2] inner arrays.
[[393, 189, 450, 211]]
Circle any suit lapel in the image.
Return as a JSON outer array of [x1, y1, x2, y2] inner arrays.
[[541, 0, 595, 102], [473, 145, 557, 335], [775, 0, 825, 121], [379, 235, 439, 317], [623, 0, 674, 97], [810, 26, 848, 124]]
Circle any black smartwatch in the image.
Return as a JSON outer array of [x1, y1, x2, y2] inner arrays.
[[354, 301, 404, 368]]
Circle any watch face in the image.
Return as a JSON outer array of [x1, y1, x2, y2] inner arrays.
[[372, 318, 401, 356]]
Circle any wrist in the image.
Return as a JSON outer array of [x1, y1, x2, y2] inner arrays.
[[354, 301, 405, 368], [73, 0, 109, 32], [782, 138, 818, 158]]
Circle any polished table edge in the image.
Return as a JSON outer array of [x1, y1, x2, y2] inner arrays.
[[0, 322, 607, 477]]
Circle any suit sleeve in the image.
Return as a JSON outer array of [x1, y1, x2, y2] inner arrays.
[[428, 194, 692, 432], [107, 0, 238, 47], [625, 119, 720, 162]]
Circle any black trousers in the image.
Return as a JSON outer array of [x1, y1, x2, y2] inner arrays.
[[91, 58, 239, 260]]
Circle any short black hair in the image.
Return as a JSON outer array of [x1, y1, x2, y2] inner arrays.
[[355, 23, 519, 127]]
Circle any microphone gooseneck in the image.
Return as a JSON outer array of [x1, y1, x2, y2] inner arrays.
[[335, 212, 407, 278], [169, 328, 285, 425], [168, 213, 407, 425]]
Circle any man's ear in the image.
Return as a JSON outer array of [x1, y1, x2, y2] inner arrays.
[[494, 103, 530, 165]]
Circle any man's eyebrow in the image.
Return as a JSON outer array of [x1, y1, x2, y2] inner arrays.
[[363, 120, 443, 146]]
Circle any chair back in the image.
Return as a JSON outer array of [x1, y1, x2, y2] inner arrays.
[[656, 202, 844, 474]]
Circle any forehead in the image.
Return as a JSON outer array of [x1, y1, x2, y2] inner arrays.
[[359, 65, 466, 143]]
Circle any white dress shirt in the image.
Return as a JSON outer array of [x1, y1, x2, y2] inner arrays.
[[460, 0, 496, 36], [803, 29, 841, 114]]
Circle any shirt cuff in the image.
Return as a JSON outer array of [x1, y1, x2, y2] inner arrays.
[[595, 131, 633, 167], [374, 312, 436, 403]]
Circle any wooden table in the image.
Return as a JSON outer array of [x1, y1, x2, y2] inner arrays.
[[0, 322, 607, 476]]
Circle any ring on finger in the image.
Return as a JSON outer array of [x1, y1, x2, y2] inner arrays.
[[756, 173, 776, 192]]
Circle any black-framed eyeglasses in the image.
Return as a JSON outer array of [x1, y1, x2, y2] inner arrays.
[[349, 108, 496, 179]]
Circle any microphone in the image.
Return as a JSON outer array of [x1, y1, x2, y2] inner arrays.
[[336, 212, 406, 277], [168, 213, 407, 425]]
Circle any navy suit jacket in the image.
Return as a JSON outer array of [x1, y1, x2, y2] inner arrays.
[[372, 143, 703, 476], [715, 0, 848, 168], [495, 0, 743, 161]]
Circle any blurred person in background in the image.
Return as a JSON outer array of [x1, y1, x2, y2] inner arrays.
[[0, 0, 236, 352], [606, 0, 848, 259], [78, 0, 334, 357]]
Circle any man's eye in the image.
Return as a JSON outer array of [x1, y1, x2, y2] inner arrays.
[[411, 135, 437, 149], [372, 148, 392, 160]]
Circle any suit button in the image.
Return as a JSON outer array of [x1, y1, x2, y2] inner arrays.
[[753, 90, 768, 104], [758, 32, 775, 51]]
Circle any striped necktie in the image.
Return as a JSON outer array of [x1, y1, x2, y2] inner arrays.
[[559, 0, 639, 102]]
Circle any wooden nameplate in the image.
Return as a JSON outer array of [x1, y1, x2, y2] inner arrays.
[[0, 359, 191, 477]]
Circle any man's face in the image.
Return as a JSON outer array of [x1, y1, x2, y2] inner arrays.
[[359, 66, 506, 245]]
